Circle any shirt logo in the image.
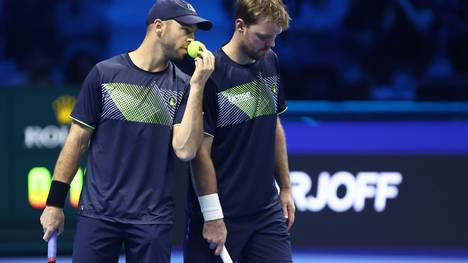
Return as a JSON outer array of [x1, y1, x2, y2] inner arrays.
[[226, 91, 253, 104], [168, 96, 177, 107], [271, 83, 278, 94]]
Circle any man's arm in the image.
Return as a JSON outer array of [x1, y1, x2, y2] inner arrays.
[[173, 50, 215, 161], [40, 121, 93, 241], [191, 136, 227, 255], [274, 117, 296, 230]]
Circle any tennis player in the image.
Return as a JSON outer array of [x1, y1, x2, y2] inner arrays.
[[184, 0, 295, 262], [39, 1, 214, 262]]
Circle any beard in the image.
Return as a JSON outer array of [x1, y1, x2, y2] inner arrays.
[[172, 49, 187, 61], [241, 42, 269, 61], [161, 38, 186, 61], [166, 47, 186, 61]]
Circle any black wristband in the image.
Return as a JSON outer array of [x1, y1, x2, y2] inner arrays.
[[46, 180, 70, 208]]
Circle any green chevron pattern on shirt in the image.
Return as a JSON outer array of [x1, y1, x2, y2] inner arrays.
[[220, 79, 276, 119], [102, 82, 173, 125]]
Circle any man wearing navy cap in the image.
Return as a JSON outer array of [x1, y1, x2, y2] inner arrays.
[[39, 0, 214, 262]]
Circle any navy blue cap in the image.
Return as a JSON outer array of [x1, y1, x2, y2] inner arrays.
[[146, 0, 212, 30]]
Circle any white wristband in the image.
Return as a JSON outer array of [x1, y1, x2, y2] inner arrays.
[[198, 193, 224, 221]]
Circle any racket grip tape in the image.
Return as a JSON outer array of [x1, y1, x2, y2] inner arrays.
[[220, 245, 233, 263], [48, 231, 57, 262]]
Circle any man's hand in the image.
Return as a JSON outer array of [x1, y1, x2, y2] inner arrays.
[[203, 218, 227, 255], [279, 188, 296, 230], [190, 50, 215, 89], [40, 206, 65, 241]]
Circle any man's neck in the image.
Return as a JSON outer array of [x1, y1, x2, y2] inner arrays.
[[129, 39, 168, 72], [222, 34, 255, 65]]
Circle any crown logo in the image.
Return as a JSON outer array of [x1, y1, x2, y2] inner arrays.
[[52, 95, 76, 125]]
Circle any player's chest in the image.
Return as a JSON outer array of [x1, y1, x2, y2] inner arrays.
[[215, 73, 279, 127], [100, 81, 184, 126]]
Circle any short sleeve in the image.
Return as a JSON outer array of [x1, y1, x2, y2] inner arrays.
[[70, 66, 102, 129]]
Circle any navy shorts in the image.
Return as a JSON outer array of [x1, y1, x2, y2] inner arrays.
[[184, 205, 292, 263], [72, 215, 172, 263]]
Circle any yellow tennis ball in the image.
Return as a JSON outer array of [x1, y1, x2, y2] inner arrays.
[[187, 40, 205, 58]]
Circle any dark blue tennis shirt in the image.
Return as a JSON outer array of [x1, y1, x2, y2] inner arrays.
[[187, 48, 287, 218], [71, 53, 190, 224]]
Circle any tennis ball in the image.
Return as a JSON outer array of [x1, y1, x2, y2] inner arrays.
[[187, 40, 205, 58]]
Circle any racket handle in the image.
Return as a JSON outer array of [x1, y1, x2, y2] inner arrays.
[[48, 231, 57, 263], [220, 245, 233, 263]]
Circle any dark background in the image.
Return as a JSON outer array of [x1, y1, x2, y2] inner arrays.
[[1, 0, 468, 100], [1, 0, 468, 257]]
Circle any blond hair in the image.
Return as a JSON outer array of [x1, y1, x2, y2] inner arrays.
[[235, 0, 291, 29]]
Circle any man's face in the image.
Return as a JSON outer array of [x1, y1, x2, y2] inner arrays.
[[160, 20, 196, 60], [240, 18, 282, 60]]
